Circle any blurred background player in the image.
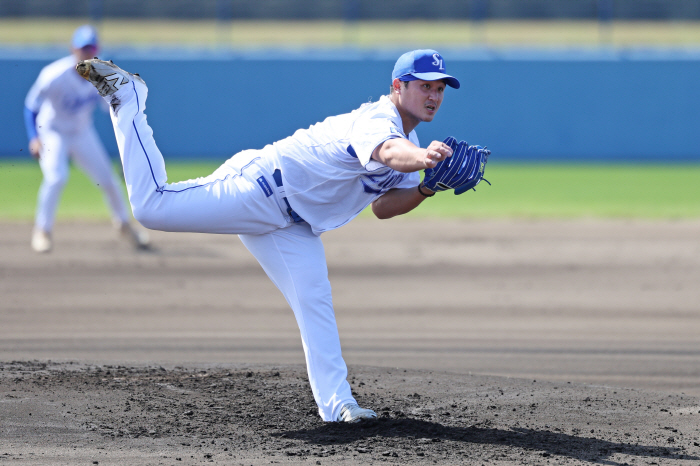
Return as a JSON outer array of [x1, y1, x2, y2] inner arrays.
[[23, 24, 150, 253]]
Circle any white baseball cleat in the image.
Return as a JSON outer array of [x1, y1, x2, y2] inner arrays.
[[31, 229, 52, 253], [75, 58, 145, 97], [337, 402, 377, 423], [120, 222, 151, 250]]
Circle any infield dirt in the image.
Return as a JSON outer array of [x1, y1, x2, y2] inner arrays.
[[1, 219, 699, 465]]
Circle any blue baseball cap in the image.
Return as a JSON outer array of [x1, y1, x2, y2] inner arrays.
[[392, 49, 460, 89], [72, 25, 98, 49]]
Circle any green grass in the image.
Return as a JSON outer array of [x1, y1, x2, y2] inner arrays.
[[2, 160, 699, 221], [405, 164, 700, 219]]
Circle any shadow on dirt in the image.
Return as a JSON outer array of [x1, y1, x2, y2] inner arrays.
[[279, 418, 698, 465]]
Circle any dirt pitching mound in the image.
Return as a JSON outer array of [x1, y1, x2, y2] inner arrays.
[[2, 361, 699, 465]]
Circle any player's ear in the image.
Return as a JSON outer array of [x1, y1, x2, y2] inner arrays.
[[392, 78, 402, 95]]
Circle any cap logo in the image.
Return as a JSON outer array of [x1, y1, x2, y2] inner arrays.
[[391, 49, 460, 89], [432, 53, 445, 71]]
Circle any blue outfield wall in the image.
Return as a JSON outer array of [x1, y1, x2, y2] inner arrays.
[[2, 49, 700, 162]]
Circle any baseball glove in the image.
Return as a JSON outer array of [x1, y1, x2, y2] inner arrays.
[[423, 136, 491, 195]]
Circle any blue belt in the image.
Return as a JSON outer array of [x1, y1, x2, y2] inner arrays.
[[272, 169, 305, 223]]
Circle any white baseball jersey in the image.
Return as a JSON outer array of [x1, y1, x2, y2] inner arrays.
[[25, 55, 103, 135], [271, 94, 421, 234]]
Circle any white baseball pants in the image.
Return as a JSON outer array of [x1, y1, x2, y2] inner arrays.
[[34, 126, 130, 232], [107, 79, 355, 421]]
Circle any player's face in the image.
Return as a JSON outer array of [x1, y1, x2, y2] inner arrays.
[[74, 45, 98, 61], [398, 79, 445, 124]]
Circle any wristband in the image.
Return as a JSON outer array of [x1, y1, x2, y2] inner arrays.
[[417, 183, 435, 197]]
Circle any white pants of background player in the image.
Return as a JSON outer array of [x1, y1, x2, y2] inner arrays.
[[108, 79, 355, 422], [35, 126, 131, 232]]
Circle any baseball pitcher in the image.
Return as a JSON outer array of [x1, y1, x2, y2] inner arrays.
[[76, 49, 489, 422]]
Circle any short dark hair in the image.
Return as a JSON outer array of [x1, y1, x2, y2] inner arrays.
[[390, 80, 410, 94]]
